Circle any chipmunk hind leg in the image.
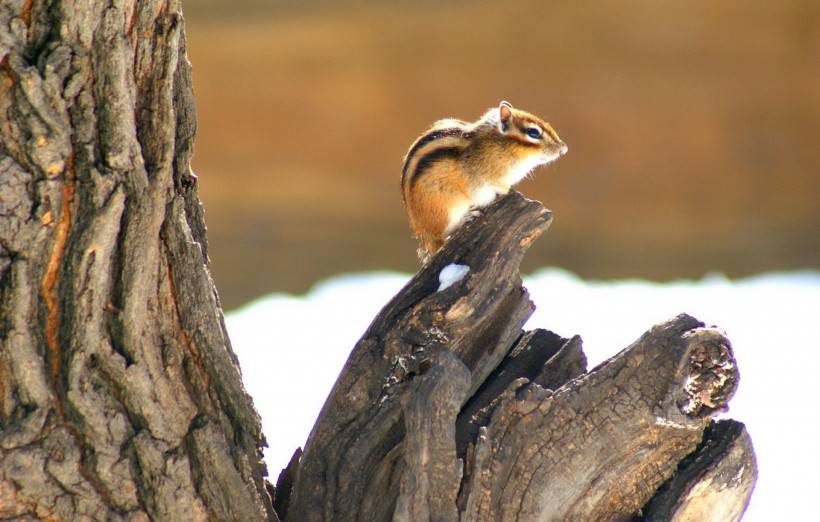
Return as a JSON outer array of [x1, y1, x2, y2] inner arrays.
[[411, 197, 449, 260], [409, 181, 470, 260]]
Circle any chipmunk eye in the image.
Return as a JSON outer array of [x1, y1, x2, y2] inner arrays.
[[526, 127, 542, 139]]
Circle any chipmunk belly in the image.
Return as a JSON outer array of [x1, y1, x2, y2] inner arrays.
[[445, 199, 472, 236], [444, 183, 504, 235], [471, 184, 502, 207]]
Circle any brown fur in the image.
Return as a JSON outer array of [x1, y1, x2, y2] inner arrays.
[[401, 101, 567, 261], [407, 155, 471, 254]]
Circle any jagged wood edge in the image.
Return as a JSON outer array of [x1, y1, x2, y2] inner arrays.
[[455, 330, 587, 457], [286, 191, 551, 521]]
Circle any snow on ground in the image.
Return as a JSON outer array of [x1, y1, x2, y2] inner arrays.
[[225, 269, 820, 521]]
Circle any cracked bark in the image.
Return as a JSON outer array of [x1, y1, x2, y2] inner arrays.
[[283, 192, 757, 521], [0, 1, 275, 520]]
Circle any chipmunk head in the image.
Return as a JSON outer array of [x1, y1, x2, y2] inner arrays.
[[496, 100, 568, 163]]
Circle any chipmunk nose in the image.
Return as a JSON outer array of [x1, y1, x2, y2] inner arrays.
[[559, 143, 568, 156]]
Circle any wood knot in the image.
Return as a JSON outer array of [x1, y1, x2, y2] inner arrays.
[[678, 328, 738, 417]]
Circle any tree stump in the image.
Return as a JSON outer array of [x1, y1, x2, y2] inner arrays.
[[281, 192, 757, 521], [0, 1, 275, 520]]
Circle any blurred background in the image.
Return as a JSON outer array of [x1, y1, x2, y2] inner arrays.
[[185, 0, 819, 309]]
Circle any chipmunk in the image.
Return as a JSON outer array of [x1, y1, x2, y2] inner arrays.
[[401, 101, 568, 260]]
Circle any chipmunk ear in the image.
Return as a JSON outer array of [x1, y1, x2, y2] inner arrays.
[[498, 101, 513, 132]]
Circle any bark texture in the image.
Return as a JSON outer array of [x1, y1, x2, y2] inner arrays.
[[640, 419, 757, 522], [283, 192, 757, 521], [0, 1, 275, 520]]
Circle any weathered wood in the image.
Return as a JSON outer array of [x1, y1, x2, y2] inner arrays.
[[460, 315, 738, 521], [455, 330, 586, 457], [272, 448, 302, 520], [393, 349, 470, 522], [0, 1, 275, 520], [285, 192, 756, 521], [640, 419, 757, 522], [288, 193, 552, 520]]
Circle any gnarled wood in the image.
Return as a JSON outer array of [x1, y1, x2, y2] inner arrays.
[[287, 193, 551, 521], [460, 316, 737, 521], [285, 192, 756, 521]]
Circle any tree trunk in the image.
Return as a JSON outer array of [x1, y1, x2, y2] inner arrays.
[[281, 193, 757, 521], [0, 1, 276, 520]]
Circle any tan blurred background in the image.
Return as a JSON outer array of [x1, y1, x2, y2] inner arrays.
[[184, 0, 820, 309]]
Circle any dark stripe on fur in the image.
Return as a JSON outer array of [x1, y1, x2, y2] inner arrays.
[[402, 127, 464, 184], [409, 146, 463, 188]]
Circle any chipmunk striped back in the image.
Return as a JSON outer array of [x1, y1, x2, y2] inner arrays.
[[401, 119, 472, 203]]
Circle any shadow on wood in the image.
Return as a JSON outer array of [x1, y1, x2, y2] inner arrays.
[[279, 192, 757, 521]]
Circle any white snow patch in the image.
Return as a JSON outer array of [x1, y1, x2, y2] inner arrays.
[[438, 263, 470, 291]]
